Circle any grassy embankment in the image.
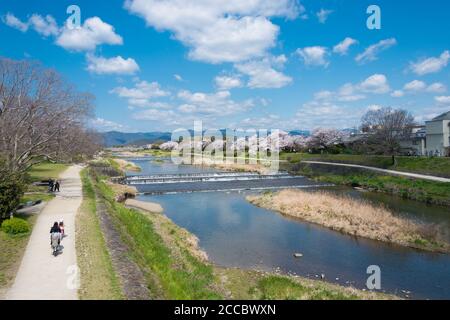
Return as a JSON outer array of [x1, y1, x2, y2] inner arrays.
[[137, 149, 172, 157], [280, 153, 450, 178], [248, 190, 449, 253], [84, 165, 395, 300], [0, 213, 37, 296], [76, 169, 124, 299], [0, 162, 68, 296], [108, 158, 141, 173], [280, 154, 450, 206]]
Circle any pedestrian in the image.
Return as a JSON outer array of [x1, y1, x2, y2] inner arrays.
[[55, 180, 60, 192], [48, 179, 54, 193]]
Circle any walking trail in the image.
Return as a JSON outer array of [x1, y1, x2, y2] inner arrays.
[[302, 161, 450, 183], [6, 165, 83, 300]]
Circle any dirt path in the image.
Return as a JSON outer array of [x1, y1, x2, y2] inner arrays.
[[302, 161, 450, 183], [95, 195, 150, 300], [6, 165, 83, 300]]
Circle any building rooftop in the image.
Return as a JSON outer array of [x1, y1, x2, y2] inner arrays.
[[431, 111, 450, 121]]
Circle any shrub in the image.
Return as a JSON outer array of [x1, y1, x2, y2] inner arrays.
[[1, 217, 30, 234], [0, 166, 26, 219]]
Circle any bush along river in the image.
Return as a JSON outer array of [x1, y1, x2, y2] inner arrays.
[[125, 156, 450, 299]]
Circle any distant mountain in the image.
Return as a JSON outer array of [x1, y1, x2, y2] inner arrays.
[[102, 129, 313, 147], [289, 130, 310, 136], [101, 131, 172, 147]]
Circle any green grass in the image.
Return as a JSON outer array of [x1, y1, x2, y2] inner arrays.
[[254, 276, 357, 300], [303, 170, 450, 206], [26, 162, 69, 182], [0, 213, 37, 295], [138, 149, 172, 157], [93, 173, 221, 300], [281, 153, 395, 168], [280, 153, 450, 178], [76, 169, 123, 300], [216, 268, 391, 300], [393, 157, 450, 178], [20, 193, 54, 204]]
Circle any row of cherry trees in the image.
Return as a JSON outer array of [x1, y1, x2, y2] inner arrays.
[[159, 128, 345, 153], [160, 107, 414, 157]]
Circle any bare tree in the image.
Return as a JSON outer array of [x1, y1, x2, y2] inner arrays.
[[360, 107, 415, 162], [0, 57, 100, 172]]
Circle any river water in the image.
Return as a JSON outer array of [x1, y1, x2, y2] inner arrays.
[[127, 157, 450, 299]]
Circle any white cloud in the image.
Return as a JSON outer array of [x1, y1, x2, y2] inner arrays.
[[403, 80, 427, 92], [316, 9, 333, 24], [296, 46, 329, 67], [86, 55, 139, 75], [395, 80, 447, 95], [367, 104, 383, 112], [359, 74, 390, 94], [295, 101, 362, 129], [391, 90, 405, 98], [29, 14, 59, 37], [214, 75, 242, 90], [435, 96, 450, 104], [133, 108, 176, 121], [333, 37, 358, 55], [174, 74, 183, 81], [3, 13, 59, 36], [235, 55, 292, 89], [426, 82, 447, 93], [111, 80, 170, 108], [314, 83, 365, 103], [410, 51, 450, 75], [124, 0, 302, 64], [312, 74, 391, 105], [3, 13, 29, 32], [177, 89, 254, 115], [56, 17, 123, 51], [355, 38, 397, 64], [91, 118, 128, 132]]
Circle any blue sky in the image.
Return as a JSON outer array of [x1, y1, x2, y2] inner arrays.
[[1, 0, 449, 132]]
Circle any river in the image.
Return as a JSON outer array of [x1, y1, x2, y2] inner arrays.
[[126, 156, 450, 299]]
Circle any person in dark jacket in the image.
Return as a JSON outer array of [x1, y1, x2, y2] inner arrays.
[[50, 222, 61, 245], [50, 222, 60, 233], [48, 179, 54, 193], [54, 180, 60, 192]]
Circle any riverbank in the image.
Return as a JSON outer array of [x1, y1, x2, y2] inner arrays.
[[184, 157, 273, 175], [285, 162, 450, 207], [108, 158, 141, 173], [280, 153, 450, 178], [247, 189, 449, 253], [83, 164, 396, 300]]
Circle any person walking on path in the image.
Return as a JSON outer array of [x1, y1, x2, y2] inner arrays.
[[55, 180, 60, 192], [48, 179, 54, 193]]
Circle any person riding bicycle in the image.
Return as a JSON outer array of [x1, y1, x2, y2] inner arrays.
[[50, 222, 61, 245], [59, 220, 65, 237]]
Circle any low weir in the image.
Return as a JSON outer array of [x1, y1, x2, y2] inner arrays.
[[124, 172, 332, 195]]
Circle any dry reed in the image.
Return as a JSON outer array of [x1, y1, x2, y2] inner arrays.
[[247, 189, 449, 252]]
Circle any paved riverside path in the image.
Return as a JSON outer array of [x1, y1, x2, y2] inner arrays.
[[6, 165, 83, 300], [302, 161, 450, 183]]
